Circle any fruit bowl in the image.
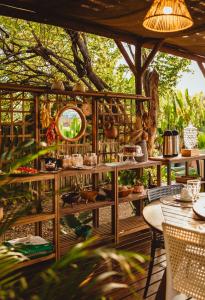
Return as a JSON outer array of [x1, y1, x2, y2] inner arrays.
[[103, 185, 133, 198], [118, 188, 133, 198], [10, 167, 38, 176]]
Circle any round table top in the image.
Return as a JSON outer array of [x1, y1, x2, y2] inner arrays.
[[143, 201, 164, 232], [143, 193, 205, 233]]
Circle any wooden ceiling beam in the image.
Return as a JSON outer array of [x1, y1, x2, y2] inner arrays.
[[1, 2, 205, 64], [197, 62, 205, 78], [0, 4, 146, 45], [174, 22, 205, 38], [144, 41, 205, 63], [115, 41, 137, 76], [141, 39, 164, 75]]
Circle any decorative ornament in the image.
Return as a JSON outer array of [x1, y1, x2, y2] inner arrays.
[[72, 81, 86, 92], [104, 119, 118, 139], [184, 123, 198, 149], [143, 0, 193, 33], [82, 101, 92, 116], [41, 103, 51, 128], [46, 119, 56, 145], [51, 78, 65, 91]]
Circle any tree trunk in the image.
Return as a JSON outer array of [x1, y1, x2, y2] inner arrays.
[[143, 69, 159, 156], [66, 29, 109, 91]]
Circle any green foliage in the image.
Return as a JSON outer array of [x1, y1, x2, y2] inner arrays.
[[118, 170, 150, 188], [198, 132, 205, 149], [62, 212, 93, 239], [60, 117, 81, 138], [158, 89, 205, 144], [0, 16, 191, 94], [0, 245, 27, 300], [150, 52, 191, 96]]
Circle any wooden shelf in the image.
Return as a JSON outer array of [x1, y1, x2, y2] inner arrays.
[[60, 190, 148, 216], [1, 161, 161, 185], [116, 160, 161, 171], [119, 191, 147, 204], [60, 165, 115, 177], [60, 223, 113, 256], [14, 213, 55, 226], [119, 216, 149, 237], [16, 253, 56, 269], [149, 154, 205, 164], [1, 173, 55, 184], [60, 216, 149, 255], [61, 200, 114, 216]]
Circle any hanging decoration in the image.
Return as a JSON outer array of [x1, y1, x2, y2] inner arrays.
[[143, 0, 193, 33]]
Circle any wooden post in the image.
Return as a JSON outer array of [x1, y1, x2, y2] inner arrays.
[[92, 97, 100, 227], [111, 169, 118, 244], [185, 161, 189, 176], [197, 62, 205, 78], [54, 174, 60, 259], [167, 163, 171, 185], [135, 42, 142, 95], [157, 164, 161, 186]]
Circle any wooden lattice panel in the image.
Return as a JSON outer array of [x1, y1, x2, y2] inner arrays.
[[0, 91, 35, 158], [97, 96, 139, 163]]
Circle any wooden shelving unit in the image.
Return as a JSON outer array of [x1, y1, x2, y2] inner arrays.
[[61, 200, 114, 216], [0, 84, 161, 266], [1, 161, 161, 264]]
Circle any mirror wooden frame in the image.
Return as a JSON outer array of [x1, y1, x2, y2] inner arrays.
[[55, 105, 86, 142]]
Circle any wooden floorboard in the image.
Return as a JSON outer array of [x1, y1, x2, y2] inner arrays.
[[20, 227, 165, 300], [108, 229, 166, 300]]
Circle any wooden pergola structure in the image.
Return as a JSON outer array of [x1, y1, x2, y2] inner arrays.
[[0, 0, 205, 94], [0, 2, 205, 299]]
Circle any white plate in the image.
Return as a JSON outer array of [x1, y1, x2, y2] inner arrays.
[[173, 194, 192, 202]]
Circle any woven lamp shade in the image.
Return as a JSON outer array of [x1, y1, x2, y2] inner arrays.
[[143, 0, 193, 32]]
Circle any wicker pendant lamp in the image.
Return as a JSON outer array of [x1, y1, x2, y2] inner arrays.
[[143, 0, 193, 32]]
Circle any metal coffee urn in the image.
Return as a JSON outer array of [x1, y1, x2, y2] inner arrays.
[[172, 129, 179, 157], [163, 130, 173, 157]]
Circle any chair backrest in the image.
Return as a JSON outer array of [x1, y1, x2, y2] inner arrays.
[[163, 223, 205, 300], [147, 184, 184, 202]]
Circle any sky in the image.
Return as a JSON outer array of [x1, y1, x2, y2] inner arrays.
[[177, 61, 205, 95]]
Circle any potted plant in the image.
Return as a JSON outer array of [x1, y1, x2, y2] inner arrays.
[[133, 179, 145, 193]]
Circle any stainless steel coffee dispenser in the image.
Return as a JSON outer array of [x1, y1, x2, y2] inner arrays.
[[163, 130, 173, 157]]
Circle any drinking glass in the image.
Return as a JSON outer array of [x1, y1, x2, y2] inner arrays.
[[187, 179, 201, 202]]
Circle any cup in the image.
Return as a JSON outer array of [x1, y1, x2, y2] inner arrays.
[[187, 179, 201, 202]]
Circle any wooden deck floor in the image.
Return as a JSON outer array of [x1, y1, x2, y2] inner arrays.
[[112, 229, 166, 300], [21, 227, 165, 300]]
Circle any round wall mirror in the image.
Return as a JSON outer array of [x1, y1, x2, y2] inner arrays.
[[55, 105, 86, 141]]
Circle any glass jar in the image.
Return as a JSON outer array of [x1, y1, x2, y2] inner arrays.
[[184, 123, 198, 149], [62, 155, 73, 169], [72, 154, 83, 167], [84, 153, 97, 166]]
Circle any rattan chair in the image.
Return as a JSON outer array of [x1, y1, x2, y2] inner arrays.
[[163, 223, 205, 300], [143, 184, 184, 299]]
